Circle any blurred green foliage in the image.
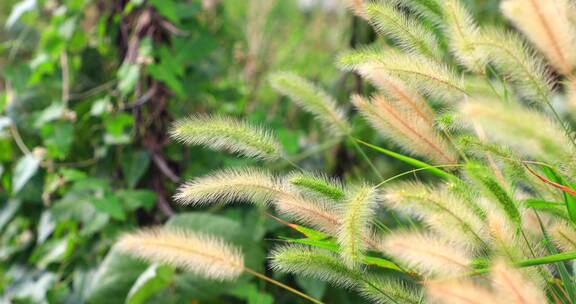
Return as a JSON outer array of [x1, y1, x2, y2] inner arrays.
[[0, 0, 353, 302], [0, 0, 503, 303]]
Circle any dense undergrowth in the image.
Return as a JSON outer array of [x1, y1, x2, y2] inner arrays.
[[4, 0, 576, 303], [116, 0, 576, 303]]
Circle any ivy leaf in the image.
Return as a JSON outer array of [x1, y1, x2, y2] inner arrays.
[[148, 0, 179, 23], [228, 283, 274, 304], [12, 154, 41, 194], [41, 121, 74, 159], [86, 249, 148, 303], [125, 264, 174, 304], [6, 0, 36, 28], [120, 149, 150, 188], [92, 194, 125, 221], [104, 113, 134, 145], [117, 63, 140, 96], [116, 189, 156, 211]]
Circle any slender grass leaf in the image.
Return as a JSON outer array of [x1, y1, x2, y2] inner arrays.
[[355, 138, 457, 180]]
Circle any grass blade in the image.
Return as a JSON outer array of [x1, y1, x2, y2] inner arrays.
[[354, 138, 457, 180]]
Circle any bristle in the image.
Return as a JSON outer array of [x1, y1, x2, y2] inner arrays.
[[501, 0, 576, 75], [359, 276, 423, 304], [476, 28, 553, 103], [170, 115, 283, 161], [116, 227, 244, 281], [352, 94, 457, 165], [486, 210, 531, 264], [339, 49, 466, 102], [490, 260, 547, 304], [270, 245, 360, 288], [337, 185, 377, 267], [460, 98, 573, 164], [378, 231, 472, 277], [550, 220, 576, 251], [345, 0, 368, 20], [443, 0, 486, 72], [389, 0, 443, 25], [357, 72, 435, 125], [286, 171, 345, 201], [365, 1, 441, 58], [426, 280, 499, 304], [274, 191, 341, 235], [174, 168, 280, 206], [269, 72, 350, 136], [381, 181, 487, 250]]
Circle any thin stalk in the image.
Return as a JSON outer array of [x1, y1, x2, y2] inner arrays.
[[282, 156, 305, 171], [547, 103, 576, 149], [271, 138, 341, 170], [354, 137, 458, 180], [375, 164, 465, 188], [349, 136, 384, 180], [362, 279, 401, 304], [10, 123, 31, 156], [244, 267, 324, 304], [465, 251, 576, 276]]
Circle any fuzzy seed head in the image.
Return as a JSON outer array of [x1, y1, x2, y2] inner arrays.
[[490, 260, 547, 304], [274, 191, 341, 235], [116, 227, 244, 281], [337, 185, 377, 267], [269, 72, 350, 136], [426, 280, 500, 304], [381, 181, 488, 250], [352, 94, 457, 165], [270, 245, 359, 288], [550, 220, 576, 252], [340, 49, 466, 102], [286, 171, 345, 201], [460, 98, 574, 164], [378, 231, 472, 277], [365, 1, 442, 58], [501, 0, 576, 75], [170, 115, 283, 161], [175, 168, 280, 206]]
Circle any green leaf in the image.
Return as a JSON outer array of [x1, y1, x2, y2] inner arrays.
[[541, 167, 576, 224], [59, 168, 87, 182], [92, 194, 125, 221], [0, 199, 22, 231], [34, 102, 65, 128], [12, 154, 41, 194], [37, 210, 55, 244], [90, 97, 111, 116], [117, 63, 140, 96], [116, 189, 156, 211], [355, 138, 457, 180], [87, 249, 148, 303], [32, 237, 74, 268], [229, 283, 274, 304], [289, 224, 330, 241], [147, 63, 184, 97], [125, 264, 174, 304], [285, 237, 405, 272], [104, 113, 134, 145], [6, 0, 36, 28], [121, 149, 150, 188], [523, 199, 568, 220], [148, 0, 179, 23], [166, 213, 261, 300], [41, 121, 74, 159]]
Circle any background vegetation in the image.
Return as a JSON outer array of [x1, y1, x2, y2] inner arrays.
[[5, 0, 563, 303]]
